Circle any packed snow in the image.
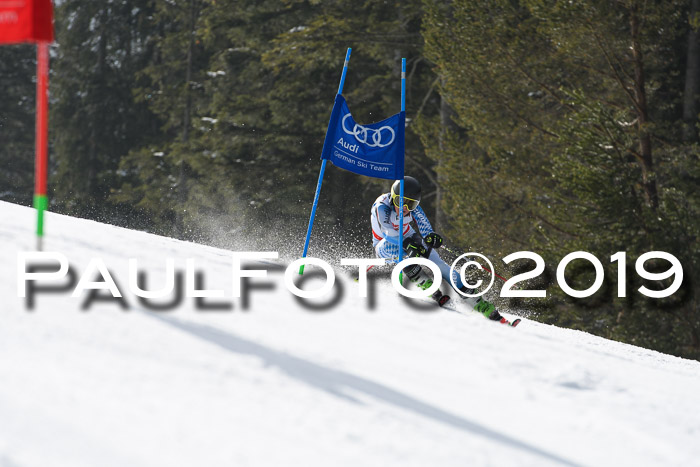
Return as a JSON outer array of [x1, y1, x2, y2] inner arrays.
[[1, 200, 699, 467]]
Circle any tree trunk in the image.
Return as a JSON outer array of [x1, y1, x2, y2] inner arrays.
[[177, 0, 197, 233], [89, 8, 108, 204], [437, 77, 458, 231], [683, 0, 700, 142], [629, 4, 658, 209], [182, 0, 195, 146]]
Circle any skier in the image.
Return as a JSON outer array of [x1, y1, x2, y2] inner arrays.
[[370, 176, 506, 322]]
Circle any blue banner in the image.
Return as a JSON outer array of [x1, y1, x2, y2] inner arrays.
[[320, 95, 405, 180]]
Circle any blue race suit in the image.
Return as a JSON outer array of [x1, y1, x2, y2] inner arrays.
[[370, 193, 464, 291]]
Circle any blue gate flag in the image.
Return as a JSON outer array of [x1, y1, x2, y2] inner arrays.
[[320, 95, 405, 180]]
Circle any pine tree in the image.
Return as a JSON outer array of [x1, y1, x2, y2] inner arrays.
[[114, 0, 440, 251], [0, 44, 36, 206], [257, 0, 439, 241], [51, 0, 158, 227], [422, 0, 699, 358]]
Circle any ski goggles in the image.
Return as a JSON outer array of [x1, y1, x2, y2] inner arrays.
[[391, 194, 420, 211]]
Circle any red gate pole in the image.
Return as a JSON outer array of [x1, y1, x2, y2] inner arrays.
[[34, 42, 49, 250]]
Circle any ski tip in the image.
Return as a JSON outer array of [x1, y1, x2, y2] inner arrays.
[[510, 318, 522, 327]]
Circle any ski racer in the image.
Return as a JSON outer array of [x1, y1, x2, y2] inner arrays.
[[370, 176, 505, 321]]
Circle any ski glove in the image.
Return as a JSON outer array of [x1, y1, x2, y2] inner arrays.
[[403, 236, 427, 258], [424, 232, 443, 249]]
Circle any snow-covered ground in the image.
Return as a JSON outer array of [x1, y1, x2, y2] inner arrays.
[[1, 200, 699, 467]]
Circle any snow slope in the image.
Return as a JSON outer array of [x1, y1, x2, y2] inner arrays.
[[1, 200, 699, 467]]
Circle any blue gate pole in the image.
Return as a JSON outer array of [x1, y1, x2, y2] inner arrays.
[[300, 47, 352, 274], [337, 48, 351, 96], [398, 58, 406, 265]]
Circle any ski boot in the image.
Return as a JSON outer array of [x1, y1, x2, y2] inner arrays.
[[460, 285, 500, 319], [460, 287, 520, 326], [431, 289, 451, 307], [402, 236, 434, 291], [474, 298, 520, 326], [403, 263, 451, 307], [405, 264, 433, 291], [473, 298, 502, 321]]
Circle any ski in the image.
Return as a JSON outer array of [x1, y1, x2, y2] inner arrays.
[[433, 292, 520, 326], [351, 267, 519, 325], [498, 317, 521, 327]]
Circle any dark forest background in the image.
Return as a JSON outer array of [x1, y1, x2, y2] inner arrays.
[[1, 0, 698, 359]]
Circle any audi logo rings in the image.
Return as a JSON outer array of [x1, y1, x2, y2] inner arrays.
[[342, 114, 395, 148]]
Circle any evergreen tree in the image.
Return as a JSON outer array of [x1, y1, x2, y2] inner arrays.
[[0, 44, 37, 206], [51, 0, 158, 227], [115, 0, 439, 252], [114, 0, 294, 242], [258, 0, 439, 243], [422, 0, 699, 358]]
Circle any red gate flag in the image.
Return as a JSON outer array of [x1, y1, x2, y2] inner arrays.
[[0, 0, 54, 44]]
